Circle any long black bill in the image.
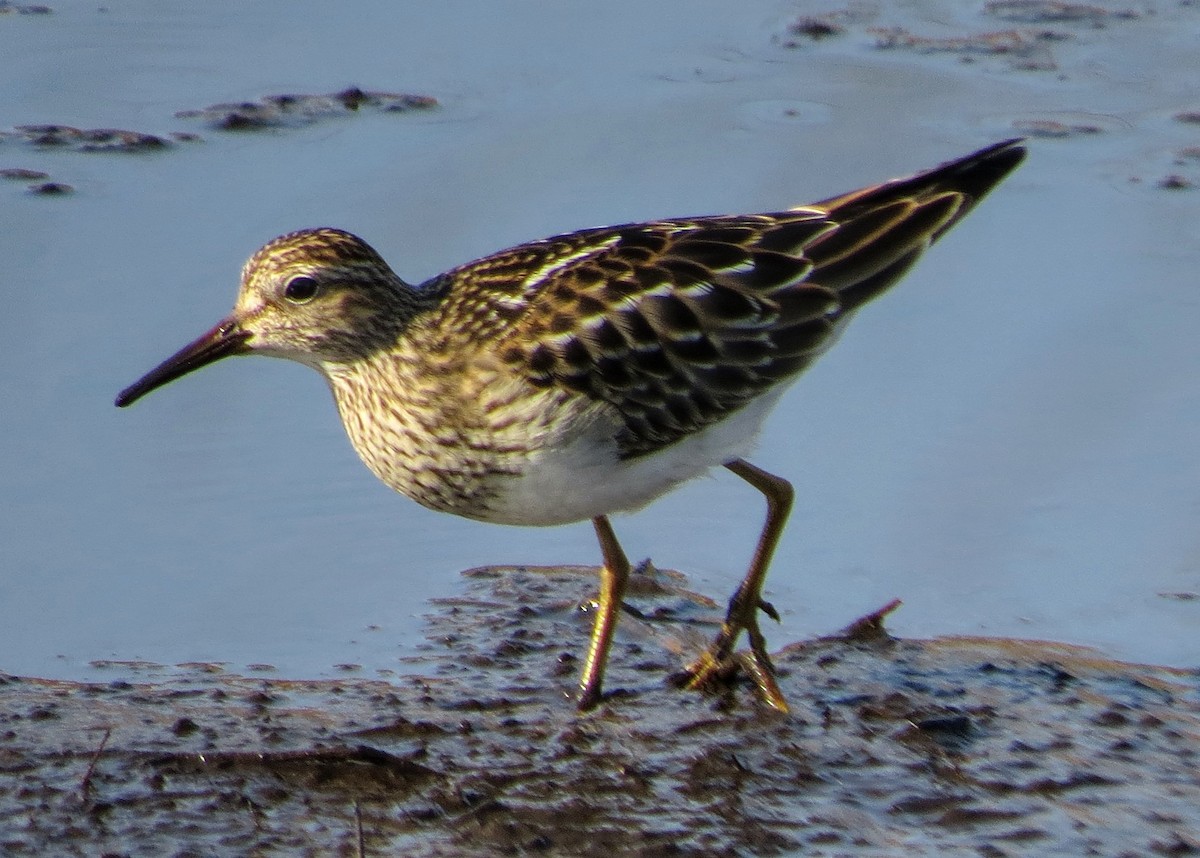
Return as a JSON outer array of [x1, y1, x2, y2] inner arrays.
[[115, 319, 251, 407]]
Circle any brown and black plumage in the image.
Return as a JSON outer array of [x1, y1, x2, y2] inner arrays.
[[117, 139, 1026, 710]]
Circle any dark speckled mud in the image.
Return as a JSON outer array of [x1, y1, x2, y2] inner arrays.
[[2, 566, 1196, 856]]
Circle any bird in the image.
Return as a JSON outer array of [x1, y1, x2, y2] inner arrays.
[[116, 139, 1026, 711]]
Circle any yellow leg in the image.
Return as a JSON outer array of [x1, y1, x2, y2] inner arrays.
[[577, 515, 632, 711], [684, 458, 794, 711]]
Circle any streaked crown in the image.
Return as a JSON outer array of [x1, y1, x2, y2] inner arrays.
[[234, 228, 427, 366]]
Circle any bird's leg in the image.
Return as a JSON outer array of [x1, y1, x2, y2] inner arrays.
[[682, 458, 793, 712], [577, 514, 632, 711]]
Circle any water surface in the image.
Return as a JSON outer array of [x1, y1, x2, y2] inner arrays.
[[1, 0, 1197, 680]]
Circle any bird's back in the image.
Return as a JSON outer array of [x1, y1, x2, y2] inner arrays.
[[418, 139, 1026, 460]]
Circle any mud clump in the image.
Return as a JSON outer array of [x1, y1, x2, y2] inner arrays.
[[0, 167, 72, 195], [984, 1, 1139, 24], [4, 124, 175, 152], [176, 87, 438, 131], [1, 565, 1197, 856], [1011, 117, 1104, 138], [27, 180, 72, 195], [0, 1, 52, 13], [0, 168, 49, 180]]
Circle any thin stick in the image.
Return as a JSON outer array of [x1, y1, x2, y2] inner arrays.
[[80, 727, 112, 798], [354, 799, 366, 858], [839, 598, 903, 641]]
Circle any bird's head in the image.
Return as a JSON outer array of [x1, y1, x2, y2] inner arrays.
[[115, 228, 418, 407]]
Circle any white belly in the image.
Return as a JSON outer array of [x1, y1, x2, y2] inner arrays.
[[483, 390, 785, 526]]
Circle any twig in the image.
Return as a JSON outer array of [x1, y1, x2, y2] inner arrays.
[[839, 598, 903, 641], [354, 799, 366, 857], [80, 727, 112, 799]]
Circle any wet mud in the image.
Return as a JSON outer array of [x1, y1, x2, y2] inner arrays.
[[2, 566, 1197, 856], [0, 87, 437, 156], [0, 2, 51, 14], [2, 125, 178, 152], [0, 166, 70, 195], [175, 87, 438, 131], [782, 0, 1142, 72], [775, 1, 1200, 191], [0, 85, 436, 201], [7, 2, 1199, 193]]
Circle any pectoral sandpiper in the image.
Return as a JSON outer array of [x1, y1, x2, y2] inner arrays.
[[117, 139, 1026, 711]]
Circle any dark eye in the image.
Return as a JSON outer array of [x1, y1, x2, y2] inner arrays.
[[284, 275, 319, 303]]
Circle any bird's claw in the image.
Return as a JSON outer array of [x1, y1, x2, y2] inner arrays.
[[676, 608, 789, 712]]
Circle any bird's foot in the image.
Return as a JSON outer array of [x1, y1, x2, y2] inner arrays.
[[674, 593, 789, 712]]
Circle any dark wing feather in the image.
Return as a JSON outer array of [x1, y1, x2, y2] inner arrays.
[[444, 139, 1025, 457]]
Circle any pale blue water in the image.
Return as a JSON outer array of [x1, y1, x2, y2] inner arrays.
[[1, 0, 1197, 682]]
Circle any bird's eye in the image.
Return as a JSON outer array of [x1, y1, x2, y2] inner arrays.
[[284, 275, 319, 304]]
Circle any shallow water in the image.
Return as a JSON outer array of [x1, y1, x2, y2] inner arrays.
[[1, 1, 1198, 681]]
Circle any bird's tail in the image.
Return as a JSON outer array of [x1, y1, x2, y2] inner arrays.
[[801, 139, 1027, 311]]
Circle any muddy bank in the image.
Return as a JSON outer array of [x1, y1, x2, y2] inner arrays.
[[2, 566, 1197, 856]]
